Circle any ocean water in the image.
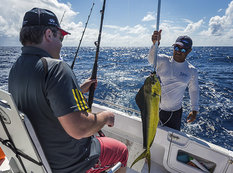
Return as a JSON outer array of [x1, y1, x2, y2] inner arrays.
[[0, 46, 232, 151]]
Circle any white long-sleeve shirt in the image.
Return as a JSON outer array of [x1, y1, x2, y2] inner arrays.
[[148, 45, 199, 111]]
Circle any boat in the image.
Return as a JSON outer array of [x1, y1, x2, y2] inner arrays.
[[0, 89, 232, 173]]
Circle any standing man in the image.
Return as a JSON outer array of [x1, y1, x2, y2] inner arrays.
[[8, 8, 128, 173], [148, 30, 199, 131]]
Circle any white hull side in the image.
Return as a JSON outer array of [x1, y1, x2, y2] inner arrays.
[[92, 103, 233, 173]]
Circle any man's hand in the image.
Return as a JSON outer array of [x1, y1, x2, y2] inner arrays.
[[80, 77, 97, 93], [152, 29, 162, 45], [101, 111, 115, 127], [187, 110, 197, 123]]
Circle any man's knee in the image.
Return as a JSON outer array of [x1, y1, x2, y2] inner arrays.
[[99, 137, 128, 166], [120, 143, 128, 167], [110, 138, 128, 166]]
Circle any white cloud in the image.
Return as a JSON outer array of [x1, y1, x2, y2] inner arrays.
[[128, 25, 148, 34], [1, 0, 232, 47], [183, 19, 193, 24], [0, 0, 77, 45], [150, 19, 204, 46], [104, 24, 148, 35], [156, 1, 233, 46], [0, 0, 151, 47], [142, 12, 155, 22], [202, 1, 233, 36], [184, 19, 204, 33], [100, 31, 151, 47], [104, 25, 121, 30], [148, 21, 186, 46], [90, 24, 150, 47]]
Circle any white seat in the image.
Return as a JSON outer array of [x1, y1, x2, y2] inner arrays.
[[0, 89, 52, 173]]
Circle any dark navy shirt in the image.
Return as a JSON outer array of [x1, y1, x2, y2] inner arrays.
[[8, 46, 100, 173]]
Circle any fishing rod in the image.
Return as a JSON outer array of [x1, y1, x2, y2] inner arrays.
[[88, 0, 106, 108], [60, 10, 66, 24], [153, 0, 161, 72], [71, 2, 95, 69]]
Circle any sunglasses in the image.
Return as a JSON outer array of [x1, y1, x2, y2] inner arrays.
[[48, 27, 64, 42], [57, 28, 64, 42], [59, 35, 64, 42], [174, 46, 188, 53]]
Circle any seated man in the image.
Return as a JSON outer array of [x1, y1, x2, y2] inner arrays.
[[8, 8, 128, 173]]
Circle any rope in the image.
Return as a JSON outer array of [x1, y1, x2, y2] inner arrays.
[[159, 110, 174, 126]]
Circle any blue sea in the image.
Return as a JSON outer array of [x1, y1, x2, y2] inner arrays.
[[0, 46, 232, 151]]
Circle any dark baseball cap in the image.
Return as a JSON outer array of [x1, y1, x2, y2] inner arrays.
[[22, 8, 70, 36], [173, 36, 192, 49]]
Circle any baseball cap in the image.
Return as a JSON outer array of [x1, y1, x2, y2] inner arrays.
[[22, 8, 70, 36], [173, 36, 192, 49]]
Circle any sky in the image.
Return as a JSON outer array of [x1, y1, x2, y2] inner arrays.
[[0, 0, 233, 47]]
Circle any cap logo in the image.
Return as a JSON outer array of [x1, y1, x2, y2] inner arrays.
[[182, 39, 189, 44], [48, 18, 56, 25]]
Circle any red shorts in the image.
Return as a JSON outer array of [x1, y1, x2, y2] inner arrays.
[[86, 137, 128, 173]]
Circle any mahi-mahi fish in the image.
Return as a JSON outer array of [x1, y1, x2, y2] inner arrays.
[[131, 72, 161, 173]]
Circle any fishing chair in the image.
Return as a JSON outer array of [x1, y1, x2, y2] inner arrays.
[[0, 89, 121, 173], [0, 89, 52, 173]]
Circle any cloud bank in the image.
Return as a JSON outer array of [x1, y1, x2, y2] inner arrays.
[[142, 12, 155, 22], [0, 0, 232, 47], [201, 1, 233, 36]]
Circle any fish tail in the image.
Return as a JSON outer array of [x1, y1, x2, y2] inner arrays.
[[130, 149, 147, 168], [130, 149, 151, 173], [146, 151, 151, 173]]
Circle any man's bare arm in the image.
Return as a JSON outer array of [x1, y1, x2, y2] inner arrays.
[[58, 110, 114, 139]]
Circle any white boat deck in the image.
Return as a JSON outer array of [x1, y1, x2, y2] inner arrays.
[[101, 128, 169, 173], [0, 159, 169, 173]]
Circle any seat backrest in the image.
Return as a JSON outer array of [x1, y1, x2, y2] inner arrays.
[[0, 89, 52, 173]]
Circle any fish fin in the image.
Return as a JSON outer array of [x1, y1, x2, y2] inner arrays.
[[135, 85, 145, 112], [130, 149, 147, 169], [135, 85, 148, 148]]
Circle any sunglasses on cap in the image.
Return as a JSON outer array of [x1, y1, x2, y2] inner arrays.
[[174, 45, 188, 53]]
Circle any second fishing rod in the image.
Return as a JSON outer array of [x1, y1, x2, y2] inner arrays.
[[88, 0, 106, 109]]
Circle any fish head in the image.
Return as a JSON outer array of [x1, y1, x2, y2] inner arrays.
[[144, 73, 161, 97]]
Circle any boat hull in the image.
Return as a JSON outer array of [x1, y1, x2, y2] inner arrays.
[[92, 103, 233, 173]]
